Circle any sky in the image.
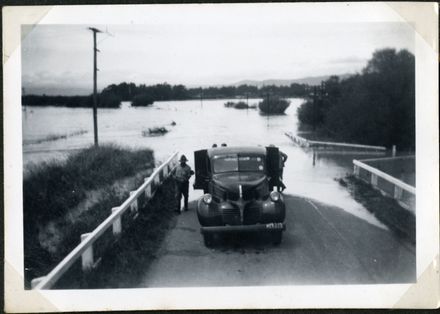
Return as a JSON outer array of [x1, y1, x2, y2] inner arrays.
[[21, 5, 415, 95]]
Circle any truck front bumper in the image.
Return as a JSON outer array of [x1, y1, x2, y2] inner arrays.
[[200, 222, 286, 234]]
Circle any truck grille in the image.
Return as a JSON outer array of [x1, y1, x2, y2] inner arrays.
[[242, 189, 257, 201], [221, 204, 241, 225], [243, 203, 261, 224], [221, 202, 261, 225], [226, 191, 239, 201], [226, 189, 256, 201]]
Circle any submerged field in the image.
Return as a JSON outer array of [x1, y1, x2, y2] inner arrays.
[[23, 144, 155, 287]]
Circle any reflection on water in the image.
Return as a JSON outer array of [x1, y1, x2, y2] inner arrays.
[[23, 98, 387, 229]]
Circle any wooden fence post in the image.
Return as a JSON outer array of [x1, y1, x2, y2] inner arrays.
[[144, 181, 151, 199], [129, 191, 138, 214], [111, 207, 121, 236], [154, 174, 160, 185], [354, 164, 360, 176], [394, 186, 403, 200], [371, 173, 378, 187], [80, 233, 94, 271], [163, 164, 168, 178]]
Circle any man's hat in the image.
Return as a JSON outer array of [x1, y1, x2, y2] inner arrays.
[[179, 155, 188, 162]]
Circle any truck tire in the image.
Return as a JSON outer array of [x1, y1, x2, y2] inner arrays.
[[272, 231, 283, 245]]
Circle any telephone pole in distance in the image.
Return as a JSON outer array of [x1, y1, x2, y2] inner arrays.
[[88, 27, 102, 147]]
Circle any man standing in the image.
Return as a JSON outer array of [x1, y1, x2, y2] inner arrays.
[[269, 144, 288, 192], [174, 155, 194, 213]]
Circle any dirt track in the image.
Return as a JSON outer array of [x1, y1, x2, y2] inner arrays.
[[140, 194, 415, 287]]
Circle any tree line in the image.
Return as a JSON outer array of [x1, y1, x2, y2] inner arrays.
[[22, 82, 310, 108], [297, 48, 415, 150]]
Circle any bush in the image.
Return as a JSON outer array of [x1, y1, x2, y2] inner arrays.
[[131, 93, 155, 106], [99, 91, 122, 108], [297, 48, 415, 150], [258, 97, 290, 114]]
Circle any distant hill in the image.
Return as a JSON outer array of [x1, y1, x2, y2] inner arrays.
[[231, 73, 353, 87]]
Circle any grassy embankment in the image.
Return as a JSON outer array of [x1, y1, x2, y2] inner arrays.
[[85, 179, 177, 288], [23, 144, 159, 287], [339, 175, 415, 245]]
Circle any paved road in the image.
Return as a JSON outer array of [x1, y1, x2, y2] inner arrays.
[[140, 194, 415, 287]]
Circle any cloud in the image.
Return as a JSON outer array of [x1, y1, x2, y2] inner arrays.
[[331, 56, 368, 65], [21, 21, 414, 94]]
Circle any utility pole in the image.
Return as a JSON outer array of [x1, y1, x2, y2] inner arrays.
[[313, 86, 317, 131], [89, 27, 102, 147]]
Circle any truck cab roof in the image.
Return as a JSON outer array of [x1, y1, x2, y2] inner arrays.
[[207, 146, 266, 158]]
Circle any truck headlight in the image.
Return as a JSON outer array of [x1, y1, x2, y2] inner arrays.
[[270, 191, 280, 202], [203, 193, 213, 204]]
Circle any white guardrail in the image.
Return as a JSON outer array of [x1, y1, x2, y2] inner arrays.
[[32, 151, 179, 289], [353, 159, 416, 210], [285, 132, 386, 152]]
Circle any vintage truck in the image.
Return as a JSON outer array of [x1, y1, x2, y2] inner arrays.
[[193, 145, 286, 246]]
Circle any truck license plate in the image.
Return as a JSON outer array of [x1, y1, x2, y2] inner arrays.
[[265, 223, 283, 229]]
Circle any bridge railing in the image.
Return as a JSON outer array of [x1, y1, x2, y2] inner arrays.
[[353, 157, 416, 211], [285, 132, 386, 153], [31, 151, 179, 290]]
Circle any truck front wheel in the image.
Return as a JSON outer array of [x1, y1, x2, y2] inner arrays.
[[203, 233, 215, 247], [271, 231, 283, 245]]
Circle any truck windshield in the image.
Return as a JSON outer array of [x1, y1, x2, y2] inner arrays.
[[212, 154, 265, 173]]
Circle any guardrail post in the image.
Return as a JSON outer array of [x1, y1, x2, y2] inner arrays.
[[111, 207, 121, 236], [154, 173, 160, 185], [353, 164, 360, 176], [394, 186, 403, 200], [371, 173, 378, 187], [144, 180, 152, 198], [163, 164, 169, 178], [80, 233, 94, 272], [31, 276, 46, 289], [129, 191, 138, 214]]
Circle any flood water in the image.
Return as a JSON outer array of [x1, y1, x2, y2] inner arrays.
[[22, 98, 387, 229]]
